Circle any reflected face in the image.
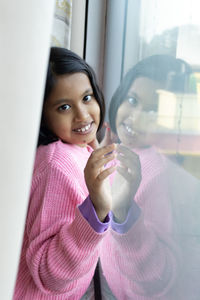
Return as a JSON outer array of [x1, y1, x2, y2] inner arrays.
[[116, 77, 162, 148], [44, 73, 100, 147]]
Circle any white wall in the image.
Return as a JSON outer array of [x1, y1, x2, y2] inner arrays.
[[0, 1, 55, 298]]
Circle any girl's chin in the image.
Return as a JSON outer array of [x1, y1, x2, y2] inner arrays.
[[77, 134, 97, 147], [62, 135, 96, 147]]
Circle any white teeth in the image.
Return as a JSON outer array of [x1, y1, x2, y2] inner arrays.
[[76, 123, 91, 132], [125, 125, 136, 135], [126, 125, 132, 132]]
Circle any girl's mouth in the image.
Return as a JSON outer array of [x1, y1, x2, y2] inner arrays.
[[122, 123, 138, 137], [73, 122, 94, 134], [125, 124, 136, 135]]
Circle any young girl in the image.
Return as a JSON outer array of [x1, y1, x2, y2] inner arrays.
[[13, 47, 118, 299]]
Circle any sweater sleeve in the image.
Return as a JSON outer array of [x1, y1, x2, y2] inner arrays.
[[26, 163, 107, 296], [78, 196, 111, 233]]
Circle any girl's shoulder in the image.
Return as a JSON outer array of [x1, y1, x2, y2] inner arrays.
[[33, 140, 91, 176]]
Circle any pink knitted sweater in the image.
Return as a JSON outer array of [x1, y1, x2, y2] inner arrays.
[[13, 141, 179, 299]]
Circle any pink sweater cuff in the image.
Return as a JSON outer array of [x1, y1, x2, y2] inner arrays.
[[78, 196, 111, 233]]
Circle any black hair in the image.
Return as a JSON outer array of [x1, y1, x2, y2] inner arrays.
[[38, 47, 105, 146], [109, 54, 192, 133]]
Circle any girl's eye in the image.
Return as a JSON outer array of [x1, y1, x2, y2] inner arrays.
[[83, 95, 92, 102], [58, 104, 71, 111], [127, 97, 138, 106]]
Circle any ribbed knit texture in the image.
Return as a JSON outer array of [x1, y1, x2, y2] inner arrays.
[[13, 143, 179, 299], [13, 141, 107, 300]]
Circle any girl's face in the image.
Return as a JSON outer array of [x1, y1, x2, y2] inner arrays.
[[116, 77, 162, 148], [43, 72, 100, 147]]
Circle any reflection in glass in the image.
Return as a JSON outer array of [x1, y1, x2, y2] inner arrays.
[[106, 54, 200, 299]]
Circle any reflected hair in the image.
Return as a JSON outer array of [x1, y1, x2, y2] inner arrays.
[[38, 47, 105, 146], [109, 54, 192, 133]]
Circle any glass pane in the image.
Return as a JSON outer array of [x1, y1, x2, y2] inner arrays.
[[107, 0, 200, 299]]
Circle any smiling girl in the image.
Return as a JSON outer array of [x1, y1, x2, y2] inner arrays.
[[13, 49, 182, 300], [13, 47, 117, 299]]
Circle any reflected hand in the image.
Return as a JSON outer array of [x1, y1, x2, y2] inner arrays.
[[112, 144, 141, 222]]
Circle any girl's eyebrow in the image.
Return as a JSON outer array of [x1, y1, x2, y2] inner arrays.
[[127, 91, 140, 99], [82, 88, 93, 95], [53, 98, 69, 106]]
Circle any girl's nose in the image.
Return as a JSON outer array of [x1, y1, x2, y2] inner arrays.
[[127, 110, 140, 122], [74, 106, 89, 121]]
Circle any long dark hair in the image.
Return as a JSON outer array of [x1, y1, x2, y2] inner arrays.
[[38, 47, 105, 146], [109, 54, 192, 133]]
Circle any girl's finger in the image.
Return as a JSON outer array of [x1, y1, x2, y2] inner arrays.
[[97, 165, 117, 181], [88, 152, 116, 171], [88, 138, 100, 149], [116, 166, 141, 183], [90, 143, 116, 160], [116, 153, 141, 171], [116, 166, 133, 182], [116, 144, 138, 159], [103, 121, 109, 128]]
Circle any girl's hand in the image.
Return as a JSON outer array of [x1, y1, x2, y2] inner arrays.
[[88, 122, 119, 150], [100, 122, 119, 147], [112, 144, 141, 222], [87, 137, 100, 150], [84, 143, 117, 222]]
